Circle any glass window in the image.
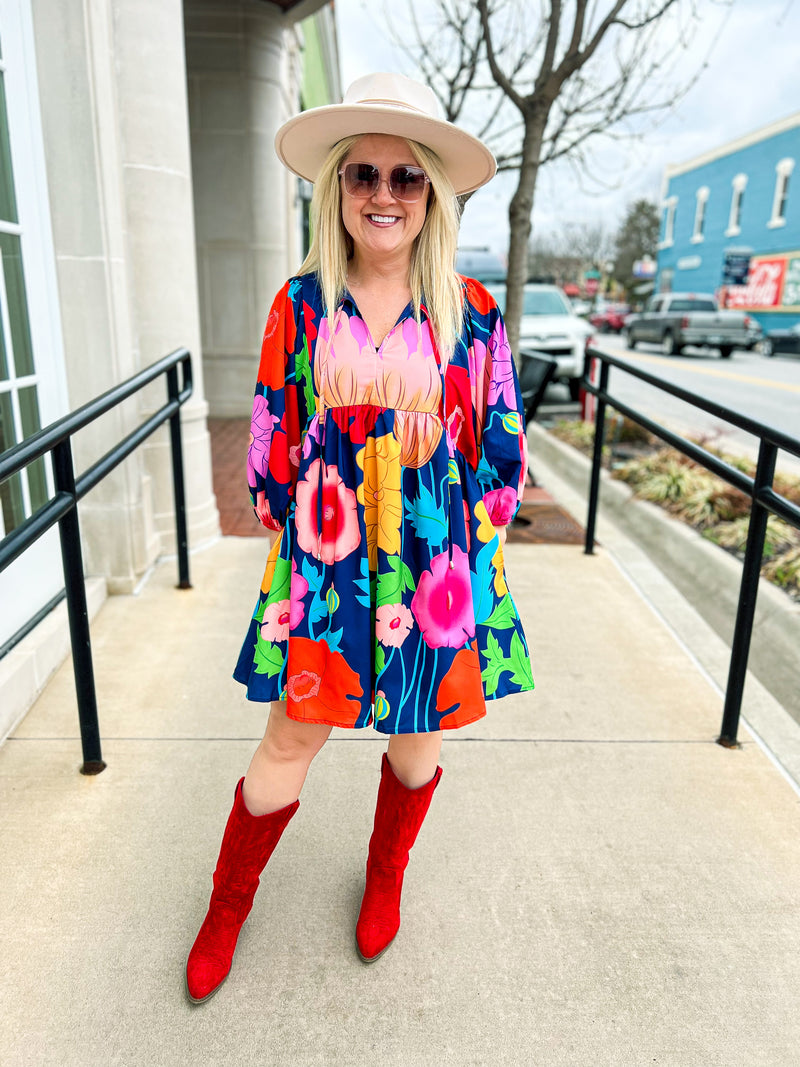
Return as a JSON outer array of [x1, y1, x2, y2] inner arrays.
[[488, 284, 573, 316], [768, 159, 793, 228]]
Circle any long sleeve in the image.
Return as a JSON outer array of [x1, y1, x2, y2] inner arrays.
[[470, 286, 527, 526], [247, 278, 313, 530]]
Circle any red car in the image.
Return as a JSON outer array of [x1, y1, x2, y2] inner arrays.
[[589, 303, 630, 333]]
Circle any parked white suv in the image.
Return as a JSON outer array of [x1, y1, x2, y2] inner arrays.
[[488, 282, 592, 400]]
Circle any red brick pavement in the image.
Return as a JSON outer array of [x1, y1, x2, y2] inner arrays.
[[208, 418, 584, 545]]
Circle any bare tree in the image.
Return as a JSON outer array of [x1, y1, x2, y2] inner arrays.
[[386, 0, 731, 357]]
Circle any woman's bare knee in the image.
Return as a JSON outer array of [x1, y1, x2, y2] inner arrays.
[[262, 701, 331, 766]]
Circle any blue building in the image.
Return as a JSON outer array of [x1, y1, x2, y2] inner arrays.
[[657, 112, 800, 331]]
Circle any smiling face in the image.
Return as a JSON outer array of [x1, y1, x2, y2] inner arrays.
[[340, 134, 429, 273]]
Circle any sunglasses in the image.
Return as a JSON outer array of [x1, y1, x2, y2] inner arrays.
[[338, 162, 431, 203]]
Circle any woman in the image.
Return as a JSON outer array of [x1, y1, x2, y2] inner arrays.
[[186, 72, 534, 1004]]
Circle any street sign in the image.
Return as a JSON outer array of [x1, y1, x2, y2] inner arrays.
[[722, 250, 751, 286]]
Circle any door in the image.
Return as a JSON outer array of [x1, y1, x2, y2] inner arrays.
[[0, 0, 69, 648]]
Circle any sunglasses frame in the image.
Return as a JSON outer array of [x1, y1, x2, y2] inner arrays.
[[338, 162, 431, 203]]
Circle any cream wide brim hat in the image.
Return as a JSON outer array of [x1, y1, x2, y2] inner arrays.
[[274, 72, 496, 197]]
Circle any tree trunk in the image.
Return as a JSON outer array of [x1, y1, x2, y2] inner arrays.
[[504, 114, 548, 363]]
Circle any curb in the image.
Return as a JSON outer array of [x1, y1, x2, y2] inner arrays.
[[528, 420, 800, 726]]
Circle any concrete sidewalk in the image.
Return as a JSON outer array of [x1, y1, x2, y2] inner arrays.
[[2, 514, 800, 1063]]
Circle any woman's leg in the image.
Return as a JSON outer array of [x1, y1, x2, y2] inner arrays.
[[243, 700, 332, 815], [186, 703, 330, 1003], [356, 731, 444, 963], [385, 729, 443, 788]]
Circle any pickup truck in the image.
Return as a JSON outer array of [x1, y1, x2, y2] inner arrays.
[[624, 292, 755, 359]]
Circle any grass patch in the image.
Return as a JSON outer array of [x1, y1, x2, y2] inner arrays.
[[548, 417, 800, 600]]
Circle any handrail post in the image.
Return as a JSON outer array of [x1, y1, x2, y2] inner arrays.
[[717, 439, 777, 748], [167, 362, 191, 590], [584, 358, 609, 555], [52, 440, 106, 775]]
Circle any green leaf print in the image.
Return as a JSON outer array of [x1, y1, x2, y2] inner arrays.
[[484, 596, 517, 629], [481, 630, 532, 695], [508, 631, 534, 688], [265, 555, 291, 606], [375, 643, 386, 675], [376, 554, 416, 607], [297, 336, 315, 419], [253, 637, 284, 677], [480, 632, 507, 697]]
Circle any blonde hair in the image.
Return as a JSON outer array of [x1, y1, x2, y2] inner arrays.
[[298, 136, 464, 358]]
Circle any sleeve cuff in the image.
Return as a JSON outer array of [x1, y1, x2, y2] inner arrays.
[[482, 485, 520, 526]]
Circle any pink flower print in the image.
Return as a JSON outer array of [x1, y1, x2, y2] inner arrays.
[[375, 603, 414, 647], [462, 499, 472, 552], [286, 668, 321, 703], [400, 317, 434, 360], [289, 559, 308, 627], [487, 322, 517, 409], [289, 444, 301, 470], [247, 394, 280, 483], [347, 313, 372, 351], [411, 545, 476, 649], [483, 486, 518, 526], [295, 459, 361, 565], [446, 404, 464, 453], [260, 600, 291, 642]]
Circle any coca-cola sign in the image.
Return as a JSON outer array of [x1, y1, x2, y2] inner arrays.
[[726, 257, 786, 308]]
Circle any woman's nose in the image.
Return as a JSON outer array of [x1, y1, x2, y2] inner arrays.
[[371, 177, 397, 205]]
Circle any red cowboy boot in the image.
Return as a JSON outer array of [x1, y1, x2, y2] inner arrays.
[[356, 753, 443, 963], [186, 778, 299, 1003]]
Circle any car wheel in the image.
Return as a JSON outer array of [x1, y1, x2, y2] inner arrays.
[[762, 338, 774, 357], [662, 332, 681, 356], [568, 377, 581, 402], [718, 345, 733, 359], [625, 328, 636, 350]]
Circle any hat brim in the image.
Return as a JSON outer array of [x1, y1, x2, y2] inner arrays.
[[274, 103, 496, 196]]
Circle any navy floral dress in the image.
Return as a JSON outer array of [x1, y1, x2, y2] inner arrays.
[[233, 272, 534, 733]]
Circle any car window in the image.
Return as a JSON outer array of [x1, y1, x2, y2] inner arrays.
[[486, 284, 573, 316], [668, 298, 716, 312]]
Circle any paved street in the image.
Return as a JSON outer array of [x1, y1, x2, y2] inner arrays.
[[584, 338, 800, 473]]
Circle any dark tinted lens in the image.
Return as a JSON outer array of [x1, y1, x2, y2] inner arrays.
[[390, 166, 428, 200], [344, 162, 379, 196]]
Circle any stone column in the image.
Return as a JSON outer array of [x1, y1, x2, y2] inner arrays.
[[184, 0, 301, 416], [112, 0, 219, 551]]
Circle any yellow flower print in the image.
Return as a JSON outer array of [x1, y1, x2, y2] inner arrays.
[[474, 499, 496, 544], [356, 433, 403, 567], [260, 531, 283, 593], [491, 543, 508, 596]]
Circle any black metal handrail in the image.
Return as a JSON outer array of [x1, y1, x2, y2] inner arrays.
[[0, 348, 193, 774], [581, 345, 800, 749]]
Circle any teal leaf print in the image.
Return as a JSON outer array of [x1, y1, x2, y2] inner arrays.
[[470, 539, 497, 626], [405, 483, 447, 550], [301, 556, 323, 595], [253, 637, 284, 677], [354, 555, 373, 608], [323, 625, 343, 653]]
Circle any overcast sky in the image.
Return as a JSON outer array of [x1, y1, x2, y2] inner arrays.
[[334, 0, 800, 255]]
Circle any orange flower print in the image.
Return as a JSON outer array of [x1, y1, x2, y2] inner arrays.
[[285, 636, 364, 727], [437, 640, 486, 729]]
